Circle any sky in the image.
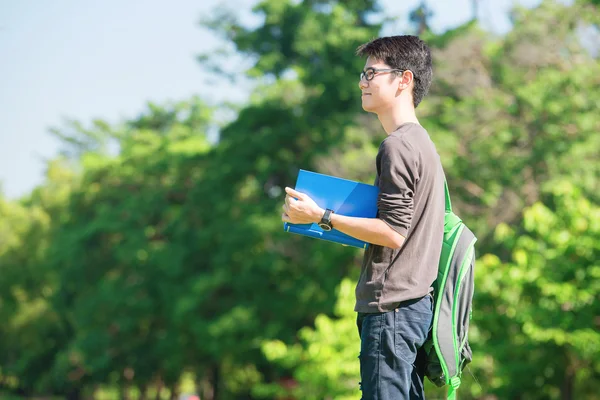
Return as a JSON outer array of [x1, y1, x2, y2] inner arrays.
[[0, 0, 542, 200]]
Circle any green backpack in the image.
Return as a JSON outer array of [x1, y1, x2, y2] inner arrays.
[[424, 179, 477, 399]]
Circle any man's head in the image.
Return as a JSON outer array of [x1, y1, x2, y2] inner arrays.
[[356, 35, 433, 112]]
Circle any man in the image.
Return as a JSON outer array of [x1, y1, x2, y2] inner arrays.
[[281, 35, 444, 399]]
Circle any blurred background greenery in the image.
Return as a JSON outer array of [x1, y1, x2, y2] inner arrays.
[[0, 0, 599, 399]]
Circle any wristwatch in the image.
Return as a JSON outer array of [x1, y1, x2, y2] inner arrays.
[[318, 209, 335, 231]]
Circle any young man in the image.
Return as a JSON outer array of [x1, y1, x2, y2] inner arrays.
[[282, 35, 444, 399]]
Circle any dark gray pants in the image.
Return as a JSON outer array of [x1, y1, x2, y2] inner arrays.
[[357, 294, 433, 399]]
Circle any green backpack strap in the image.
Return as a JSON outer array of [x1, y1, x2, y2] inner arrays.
[[443, 179, 461, 400], [444, 178, 452, 213], [444, 179, 462, 229], [447, 377, 461, 400], [447, 386, 457, 400]]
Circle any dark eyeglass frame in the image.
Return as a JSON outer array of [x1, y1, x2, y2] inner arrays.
[[360, 67, 405, 82]]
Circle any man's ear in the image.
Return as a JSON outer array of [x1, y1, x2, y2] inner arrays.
[[397, 70, 414, 90]]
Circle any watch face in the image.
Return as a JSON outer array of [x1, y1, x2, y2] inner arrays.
[[318, 222, 332, 231]]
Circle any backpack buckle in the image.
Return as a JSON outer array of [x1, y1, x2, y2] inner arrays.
[[450, 376, 461, 389]]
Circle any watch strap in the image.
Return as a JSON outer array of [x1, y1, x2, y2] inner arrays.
[[321, 208, 334, 226]]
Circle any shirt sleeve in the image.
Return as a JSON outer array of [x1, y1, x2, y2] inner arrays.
[[377, 137, 420, 237]]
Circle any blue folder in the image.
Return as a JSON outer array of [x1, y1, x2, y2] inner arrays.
[[283, 169, 379, 249]]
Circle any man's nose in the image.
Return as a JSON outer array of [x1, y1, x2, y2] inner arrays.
[[358, 78, 368, 90]]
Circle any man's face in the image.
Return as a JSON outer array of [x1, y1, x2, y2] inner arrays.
[[358, 57, 403, 114]]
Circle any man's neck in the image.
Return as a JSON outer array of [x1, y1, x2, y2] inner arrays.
[[378, 103, 420, 135]]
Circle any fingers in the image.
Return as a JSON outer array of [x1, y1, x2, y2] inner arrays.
[[285, 187, 303, 199], [282, 187, 304, 224], [285, 193, 299, 208]]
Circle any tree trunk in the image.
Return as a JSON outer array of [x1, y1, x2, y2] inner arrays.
[[120, 384, 130, 400], [155, 377, 164, 400], [65, 388, 82, 400], [139, 385, 149, 400], [198, 367, 220, 400], [562, 363, 575, 400], [200, 376, 214, 400], [169, 385, 180, 400], [212, 364, 220, 400]]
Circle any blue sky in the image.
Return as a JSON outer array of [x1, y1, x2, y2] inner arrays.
[[0, 0, 541, 199]]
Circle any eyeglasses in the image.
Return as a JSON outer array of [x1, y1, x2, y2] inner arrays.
[[360, 67, 405, 82]]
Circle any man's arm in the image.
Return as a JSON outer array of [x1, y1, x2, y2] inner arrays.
[[282, 137, 417, 250], [329, 212, 406, 249], [282, 187, 405, 249]]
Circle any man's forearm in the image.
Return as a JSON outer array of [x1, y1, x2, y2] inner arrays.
[[281, 186, 405, 249], [329, 213, 405, 249]]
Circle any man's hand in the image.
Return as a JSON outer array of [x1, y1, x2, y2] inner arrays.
[[281, 187, 324, 225]]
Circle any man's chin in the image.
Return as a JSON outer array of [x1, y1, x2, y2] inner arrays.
[[361, 103, 376, 113]]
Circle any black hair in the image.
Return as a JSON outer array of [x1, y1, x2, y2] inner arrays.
[[356, 35, 433, 107]]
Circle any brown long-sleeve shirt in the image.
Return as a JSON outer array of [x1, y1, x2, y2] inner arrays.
[[355, 122, 445, 313]]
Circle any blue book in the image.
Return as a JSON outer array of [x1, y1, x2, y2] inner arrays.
[[283, 169, 379, 249]]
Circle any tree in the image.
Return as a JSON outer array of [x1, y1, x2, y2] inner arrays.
[[257, 279, 360, 400], [0, 161, 76, 396], [44, 98, 214, 396], [476, 181, 599, 399]]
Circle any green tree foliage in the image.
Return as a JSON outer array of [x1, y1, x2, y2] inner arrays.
[[44, 98, 214, 396], [257, 279, 360, 400], [423, 0, 600, 244], [1, 0, 599, 398], [477, 181, 599, 399], [0, 162, 76, 395]]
